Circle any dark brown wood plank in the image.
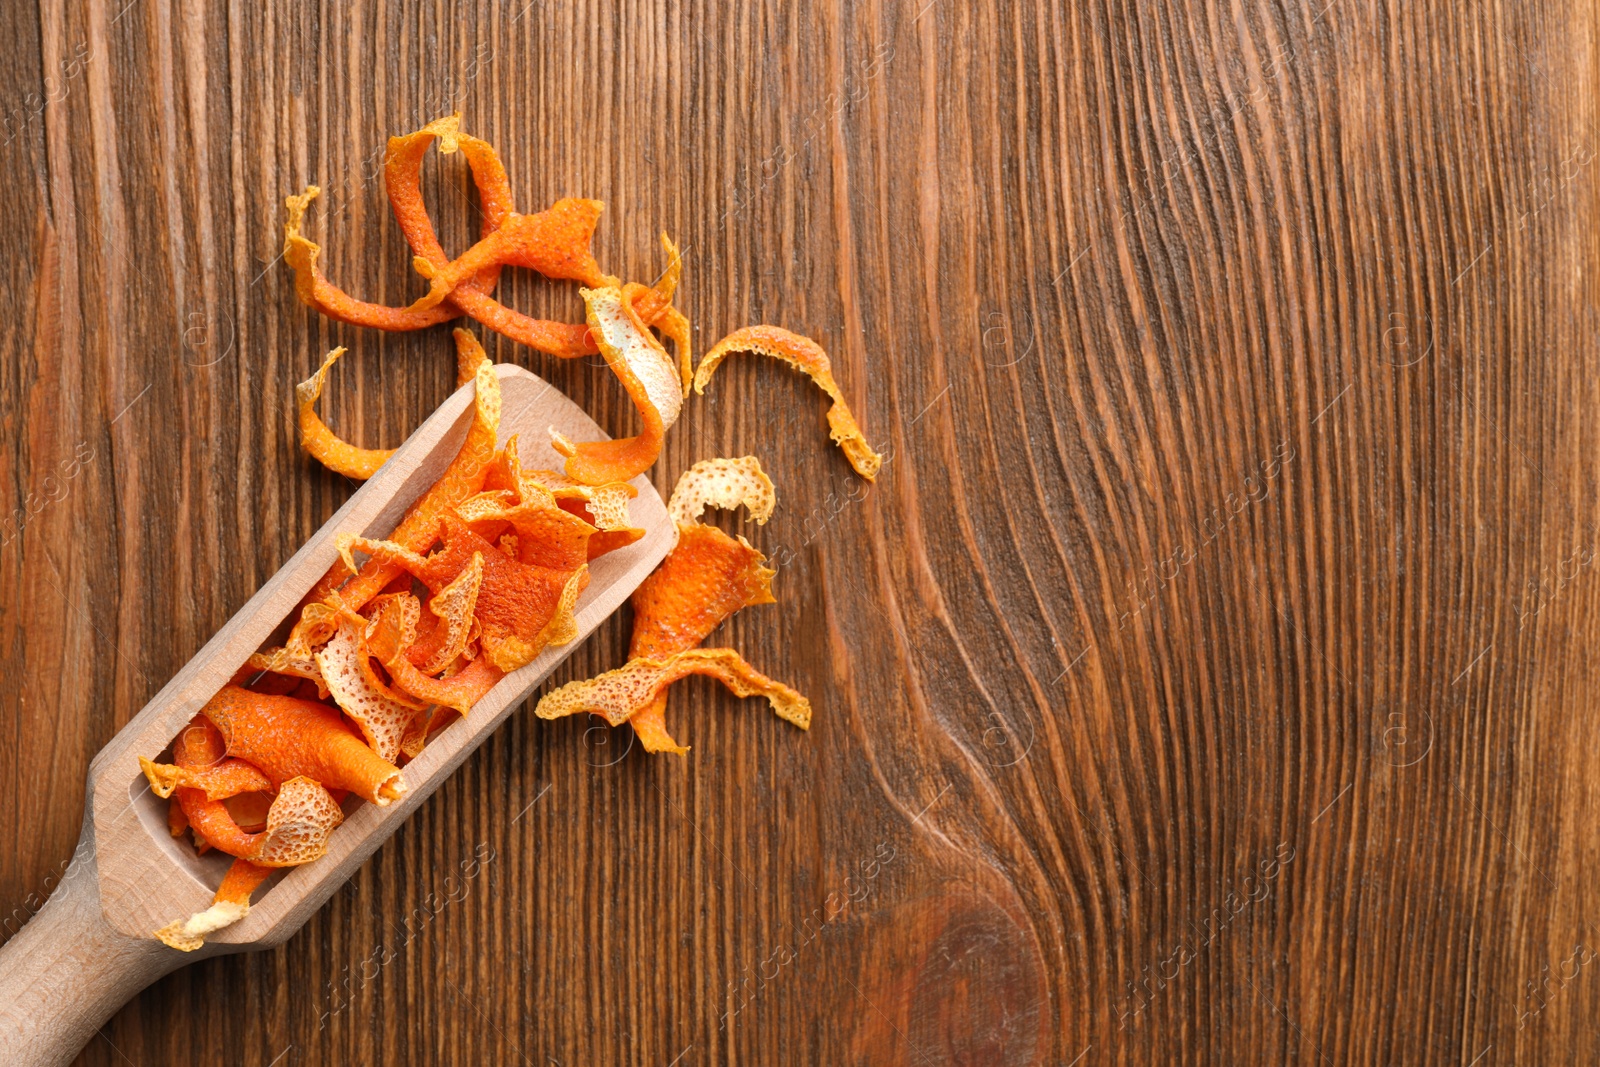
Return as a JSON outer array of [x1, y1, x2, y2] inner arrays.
[[2, 0, 1597, 1063]]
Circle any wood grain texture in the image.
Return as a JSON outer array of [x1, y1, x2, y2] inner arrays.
[[1, 0, 1595, 1064]]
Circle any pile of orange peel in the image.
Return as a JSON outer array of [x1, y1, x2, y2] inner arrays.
[[143, 115, 881, 951]]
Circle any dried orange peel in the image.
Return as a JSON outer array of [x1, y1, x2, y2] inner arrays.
[[139, 755, 273, 802], [155, 859, 274, 952], [297, 347, 396, 480], [245, 646, 329, 698], [623, 459, 780, 753], [287, 114, 690, 364], [666, 455, 776, 526], [535, 647, 810, 731], [551, 285, 682, 484], [316, 610, 427, 764], [695, 325, 882, 479], [200, 685, 405, 805], [406, 198, 616, 312]]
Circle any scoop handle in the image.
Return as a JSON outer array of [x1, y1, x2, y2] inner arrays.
[[0, 823, 189, 1067]]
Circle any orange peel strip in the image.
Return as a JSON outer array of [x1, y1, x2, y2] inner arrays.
[[695, 325, 882, 480], [283, 186, 464, 332], [622, 234, 692, 394], [382, 118, 607, 359], [280, 114, 511, 333], [550, 286, 679, 484], [454, 328, 490, 387], [666, 456, 776, 526], [296, 347, 396, 480], [626, 523, 777, 753], [407, 198, 616, 312], [375, 640, 505, 715], [200, 685, 405, 805], [139, 755, 273, 802], [535, 647, 810, 731], [316, 611, 427, 764], [155, 858, 273, 952]]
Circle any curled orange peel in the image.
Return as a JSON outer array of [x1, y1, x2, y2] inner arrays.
[[551, 286, 680, 484], [281, 115, 510, 334], [626, 524, 777, 753], [366, 605, 506, 714], [534, 647, 810, 731], [316, 610, 427, 764], [155, 858, 274, 952], [384, 115, 511, 303], [616, 457, 779, 753], [407, 550, 484, 674], [666, 456, 776, 526], [695, 326, 882, 480], [164, 774, 342, 967], [283, 186, 464, 332], [406, 198, 616, 312], [200, 685, 405, 805], [623, 234, 693, 393], [140, 755, 273, 802], [171, 770, 343, 869], [296, 347, 396, 481], [454, 328, 490, 387], [631, 524, 776, 655]]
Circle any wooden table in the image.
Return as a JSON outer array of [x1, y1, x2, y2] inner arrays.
[[2, 2, 1593, 1064]]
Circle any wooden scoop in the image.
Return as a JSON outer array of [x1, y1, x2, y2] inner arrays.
[[0, 365, 674, 1067]]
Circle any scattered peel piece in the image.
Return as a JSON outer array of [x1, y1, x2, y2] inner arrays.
[[631, 524, 776, 657], [627, 523, 777, 753], [407, 198, 615, 312], [200, 685, 405, 805], [666, 456, 776, 526], [283, 186, 464, 332], [551, 286, 680, 484], [377, 642, 505, 715], [612, 457, 780, 753], [296, 347, 396, 480], [695, 326, 882, 480], [535, 647, 810, 730]]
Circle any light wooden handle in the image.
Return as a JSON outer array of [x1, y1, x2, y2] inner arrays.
[[0, 836, 190, 1067]]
